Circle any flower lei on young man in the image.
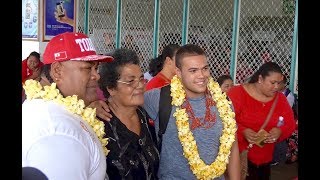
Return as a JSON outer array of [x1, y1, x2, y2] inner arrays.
[[170, 75, 237, 180], [23, 80, 109, 155]]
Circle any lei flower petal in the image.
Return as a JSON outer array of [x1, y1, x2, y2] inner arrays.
[[23, 80, 109, 155], [171, 75, 237, 180]]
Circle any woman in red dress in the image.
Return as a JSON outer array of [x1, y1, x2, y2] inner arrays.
[[228, 62, 296, 180]]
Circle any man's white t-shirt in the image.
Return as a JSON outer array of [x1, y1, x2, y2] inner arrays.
[[22, 99, 108, 180]]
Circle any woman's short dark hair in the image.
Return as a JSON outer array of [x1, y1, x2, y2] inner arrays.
[[98, 48, 140, 99], [148, 44, 180, 76], [217, 75, 232, 86], [28, 51, 40, 60], [248, 62, 283, 83]]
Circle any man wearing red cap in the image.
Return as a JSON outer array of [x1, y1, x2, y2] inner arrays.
[[22, 32, 113, 180]]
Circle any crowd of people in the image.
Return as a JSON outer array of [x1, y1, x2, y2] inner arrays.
[[22, 31, 298, 180]]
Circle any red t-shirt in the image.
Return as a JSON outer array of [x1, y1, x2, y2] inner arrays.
[[145, 72, 170, 91], [22, 59, 44, 84], [227, 85, 295, 165]]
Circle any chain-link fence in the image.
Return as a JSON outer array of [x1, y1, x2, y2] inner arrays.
[[76, 0, 297, 93], [77, 0, 117, 55], [238, 0, 296, 85], [158, 0, 183, 55], [188, 0, 234, 80]]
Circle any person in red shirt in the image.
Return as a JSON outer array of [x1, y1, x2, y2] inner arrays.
[[22, 51, 44, 84], [227, 62, 295, 180], [145, 44, 180, 91], [22, 51, 44, 102]]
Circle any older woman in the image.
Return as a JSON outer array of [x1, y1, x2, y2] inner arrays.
[[227, 62, 296, 180], [98, 48, 159, 179]]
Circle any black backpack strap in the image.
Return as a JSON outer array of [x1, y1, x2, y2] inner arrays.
[[158, 85, 172, 151]]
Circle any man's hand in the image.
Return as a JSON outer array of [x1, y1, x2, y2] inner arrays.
[[88, 100, 112, 121]]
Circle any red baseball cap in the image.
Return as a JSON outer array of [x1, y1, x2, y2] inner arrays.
[[43, 32, 113, 64]]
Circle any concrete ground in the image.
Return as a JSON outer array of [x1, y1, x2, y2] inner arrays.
[[271, 161, 298, 180]]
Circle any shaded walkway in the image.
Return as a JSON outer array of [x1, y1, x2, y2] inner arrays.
[[271, 161, 298, 180]]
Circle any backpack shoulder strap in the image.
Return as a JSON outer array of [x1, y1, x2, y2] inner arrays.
[[158, 85, 172, 150]]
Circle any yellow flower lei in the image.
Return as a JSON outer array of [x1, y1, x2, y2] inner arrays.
[[23, 80, 109, 155], [171, 75, 237, 180]]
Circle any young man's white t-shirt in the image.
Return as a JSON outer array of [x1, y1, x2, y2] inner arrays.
[[22, 99, 108, 180]]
